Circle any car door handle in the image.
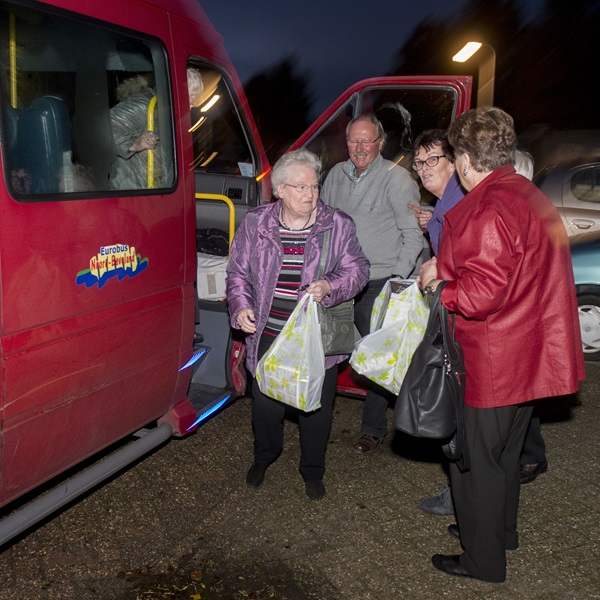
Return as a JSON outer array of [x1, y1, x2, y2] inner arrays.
[[572, 219, 595, 229]]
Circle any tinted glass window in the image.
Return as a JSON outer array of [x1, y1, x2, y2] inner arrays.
[[571, 167, 600, 203], [0, 3, 174, 199], [303, 86, 457, 180], [189, 66, 255, 177]]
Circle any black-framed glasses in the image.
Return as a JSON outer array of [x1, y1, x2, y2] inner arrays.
[[346, 137, 380, 147], [412, 155, 448, 171], [284, 183, 321, 194]]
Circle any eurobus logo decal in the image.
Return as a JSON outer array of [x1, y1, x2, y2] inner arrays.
[[76, 244, 149, 289]]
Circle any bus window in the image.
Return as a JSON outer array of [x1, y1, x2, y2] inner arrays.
[[0, 3, 174, 198], [188, 66, 254, 178]]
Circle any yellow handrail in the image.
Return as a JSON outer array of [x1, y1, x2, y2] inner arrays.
[[146, 95, 157, 188], [195, 192, 236, 257], [9, 13, 17, 108]]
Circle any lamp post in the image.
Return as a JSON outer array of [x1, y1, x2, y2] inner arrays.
[[453, 42, 496, 107]]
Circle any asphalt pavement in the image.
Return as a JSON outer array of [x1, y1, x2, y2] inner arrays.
[[0, 361, 599, 600]]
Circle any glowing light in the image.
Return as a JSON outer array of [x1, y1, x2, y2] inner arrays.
[[256, 167, 271, 182], [200, 152, 218, 167], [453, 42, 482, 63], [188, 116, 205, 133], [178, 348, 208, 371], [186, 394, 232, 431], [200, 94, 220, 112]]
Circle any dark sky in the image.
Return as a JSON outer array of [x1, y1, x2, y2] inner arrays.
[[200, 0, 546, 117]]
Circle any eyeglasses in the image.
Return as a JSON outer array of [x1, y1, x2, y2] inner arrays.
[[346, 137, 380, 147], [412, 155, 448, 171], [284, 183, 321, 194]]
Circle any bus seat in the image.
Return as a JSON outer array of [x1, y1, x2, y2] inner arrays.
[[17, 96, 72, 193]]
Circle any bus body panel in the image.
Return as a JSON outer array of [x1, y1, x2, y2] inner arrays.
[[0, 0, 267, 510]]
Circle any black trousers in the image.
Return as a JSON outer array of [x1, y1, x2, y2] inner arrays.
[[520, 413, 546, 465], [354, 277, 394, 438], [251, 337, 338, 481], [450, 403, 533, 583]]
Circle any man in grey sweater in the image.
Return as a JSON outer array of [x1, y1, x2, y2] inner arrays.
[[321, 114, 423, 454]]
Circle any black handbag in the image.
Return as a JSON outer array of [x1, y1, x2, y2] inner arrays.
[[316, 208, 355, 356], [393, 281, 469, 468]]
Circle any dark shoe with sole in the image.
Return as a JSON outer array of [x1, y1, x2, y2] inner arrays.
[[431, 554, 474, 579], [520, 460, 548, 484], [352, 433, 383, 455], [246, 462, 269, 488], [447, 524, 460, 540], [418, 483, 454, 515], [305, 479, 326, 500]]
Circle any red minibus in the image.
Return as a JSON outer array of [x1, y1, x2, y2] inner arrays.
[[0, 0, 471, 545]]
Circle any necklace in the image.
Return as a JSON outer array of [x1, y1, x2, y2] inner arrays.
[[279, 206, 315, 231]]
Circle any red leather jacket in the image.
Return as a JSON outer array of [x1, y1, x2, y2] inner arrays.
[[438, 165, 585, 408]]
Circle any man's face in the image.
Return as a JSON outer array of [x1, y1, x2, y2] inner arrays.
[[346, 120, 384, 175]]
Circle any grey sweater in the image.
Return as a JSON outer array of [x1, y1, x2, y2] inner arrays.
[[322, 154, 422, 279]]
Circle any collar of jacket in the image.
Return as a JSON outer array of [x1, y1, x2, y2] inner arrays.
[[256, 199, 334, 238], [445, 164, 516, 226], [341, 152, 384, 181]]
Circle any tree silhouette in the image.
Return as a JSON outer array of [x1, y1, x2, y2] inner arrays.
[[388, 0, 600, 132], [244, 56, 314, 164]]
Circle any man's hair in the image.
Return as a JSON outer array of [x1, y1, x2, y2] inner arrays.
[[346, 114, 386, 144]]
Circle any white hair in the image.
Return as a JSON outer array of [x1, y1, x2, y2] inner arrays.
[[514, 150, 534, 181], [187, 68, 204, 108], [271, 149, 322, 198]]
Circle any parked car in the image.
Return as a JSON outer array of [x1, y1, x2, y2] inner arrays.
[[571, 238, 600, 361], [534, 161, 600, 243]]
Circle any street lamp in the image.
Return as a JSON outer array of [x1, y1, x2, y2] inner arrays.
[[453, 42, 496, 107]]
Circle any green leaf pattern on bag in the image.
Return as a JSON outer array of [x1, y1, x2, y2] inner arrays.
[[351, 283, 429, 394], [256, 294, 325, 412]]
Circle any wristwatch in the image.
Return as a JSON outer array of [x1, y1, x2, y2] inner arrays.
[[423, 284, 436, 299]]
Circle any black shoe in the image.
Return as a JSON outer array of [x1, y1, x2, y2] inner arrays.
[[520, 460, 548, 484], [305, 479, 326, 500], [352, 433, 383, 455], [246, 462, 269, 488], [418, 483, 454, 515], [447, 524, 460, 540], [431, 554, 474, 579]]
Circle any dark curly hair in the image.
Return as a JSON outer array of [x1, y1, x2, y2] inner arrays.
[[412, 129, 455, 162]]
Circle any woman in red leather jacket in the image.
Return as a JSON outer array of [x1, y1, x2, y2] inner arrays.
[[419, 107, 585, 583]]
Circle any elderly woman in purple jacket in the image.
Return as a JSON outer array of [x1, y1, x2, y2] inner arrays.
[[226, 148, 369, 501]]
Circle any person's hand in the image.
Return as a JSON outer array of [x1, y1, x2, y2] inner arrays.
[[418, 257, 438, 290], [236, 308, 256, 333], [129, 131, 159, 153], [304, 279, 332, 303], [409, 204, 432, 232]]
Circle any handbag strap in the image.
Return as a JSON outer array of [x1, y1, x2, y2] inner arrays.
[[318, 206, 336, 279]]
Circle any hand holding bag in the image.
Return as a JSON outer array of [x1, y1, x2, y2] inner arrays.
[[256, 293, 326, 412], [316, 208, 355, 356], [393, 281, 469, 468]]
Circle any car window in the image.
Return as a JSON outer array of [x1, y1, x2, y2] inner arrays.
[[571, 167, 600, 203]]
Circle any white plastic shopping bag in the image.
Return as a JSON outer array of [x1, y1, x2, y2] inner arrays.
[[370, 278, 415, 332], [256, 294, 326, 412], [350, 282, 429, 394]]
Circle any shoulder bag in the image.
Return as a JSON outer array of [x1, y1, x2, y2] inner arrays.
[[316, 208, 356, 356], [393, 280, 469, 469]]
